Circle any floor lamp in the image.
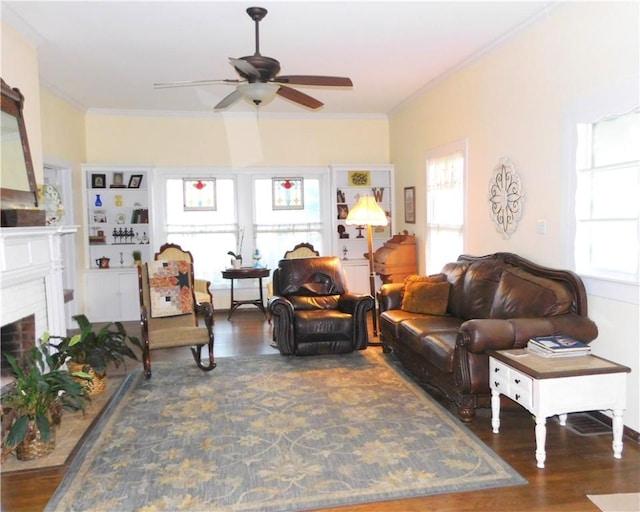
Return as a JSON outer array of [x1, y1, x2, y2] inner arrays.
[[345, 195, 388, 339]]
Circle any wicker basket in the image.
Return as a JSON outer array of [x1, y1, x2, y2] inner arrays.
[[67, 361, 108, 396], [15, 425, 56, 461]]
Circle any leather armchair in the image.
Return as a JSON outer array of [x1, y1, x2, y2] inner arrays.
[[269, 256, 374, 356]]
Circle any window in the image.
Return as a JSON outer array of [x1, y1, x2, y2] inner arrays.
[[574, 107, 639, 284], [253, 177, 324, 271], [425, 140, 466, 274], [165, 177, 237, 288]]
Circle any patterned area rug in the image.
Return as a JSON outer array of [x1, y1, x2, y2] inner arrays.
[[46, 350, 526, 511]]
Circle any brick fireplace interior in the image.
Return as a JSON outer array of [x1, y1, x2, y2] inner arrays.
[[1, 314, 36, 389]]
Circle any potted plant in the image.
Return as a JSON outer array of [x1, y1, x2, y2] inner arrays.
[[227, 251, 242, 268], [1, 340, 89, 461], [49, 314, 142, 396], [132, 250, 142, 266]]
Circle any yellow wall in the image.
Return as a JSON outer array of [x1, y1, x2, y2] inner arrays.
[[85, 114, 389, 167], [1, 22, 43, 183], [389, 1, 640, 432], [391, 2, 639, 267]]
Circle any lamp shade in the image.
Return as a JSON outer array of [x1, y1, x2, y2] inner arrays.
[[345, 196, 388, 227], [238, 82, 280, 105]]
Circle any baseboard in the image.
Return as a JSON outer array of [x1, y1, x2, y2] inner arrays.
[[588, 411, 640, 444]]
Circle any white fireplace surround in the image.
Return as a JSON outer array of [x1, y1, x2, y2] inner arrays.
[[0, 226, 77, 340]]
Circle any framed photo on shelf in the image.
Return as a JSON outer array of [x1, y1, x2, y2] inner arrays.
[[111, 172, 125, 188], [337, 204, 349, 220], [92, 209, 107, 223], [91, 173, 106, 189], [404, 186, 416, 224], [128, 174, 143, 189]]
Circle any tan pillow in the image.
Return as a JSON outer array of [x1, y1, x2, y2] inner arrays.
[[404, 273, 448, 285], [401, 280, 450, 315]]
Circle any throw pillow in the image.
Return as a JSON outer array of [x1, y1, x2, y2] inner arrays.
[[147, 260, 193, 318], [401, 280, 450, 316]]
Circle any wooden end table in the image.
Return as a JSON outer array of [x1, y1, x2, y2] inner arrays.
[[489, 349, 630, 469], [221, 267, 270, 320]]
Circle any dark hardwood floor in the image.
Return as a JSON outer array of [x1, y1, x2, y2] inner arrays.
[[2, 310, 639, 511]]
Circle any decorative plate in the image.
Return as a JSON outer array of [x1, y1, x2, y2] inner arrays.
[[116, 213, 126, 224], [38, 184, 64, 226]]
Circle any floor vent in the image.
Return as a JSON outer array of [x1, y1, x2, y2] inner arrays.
[[561, 413, 611, 436]]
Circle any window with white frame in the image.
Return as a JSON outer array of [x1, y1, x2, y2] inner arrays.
[[574, 107, 639, 284], [425, 141, 466, 274], [164, 177, 238, 288], [253, 177, 324, 271]]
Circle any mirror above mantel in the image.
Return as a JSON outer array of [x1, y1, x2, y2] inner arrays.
[[1, 78, 44, 227]]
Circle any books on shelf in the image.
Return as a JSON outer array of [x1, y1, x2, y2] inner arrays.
[[130, 208, 149, 224], [526, 335, 591, 358]]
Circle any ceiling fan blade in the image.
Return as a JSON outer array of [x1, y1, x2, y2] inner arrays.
[[154, 79, 241, 89], [277, 86, 323, 110], [213, 89, 243, 110], [275, 76, 353, 87], [229, 58, 260, 79]]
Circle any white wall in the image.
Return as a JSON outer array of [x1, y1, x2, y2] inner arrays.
[[389, 2, 640, 432]]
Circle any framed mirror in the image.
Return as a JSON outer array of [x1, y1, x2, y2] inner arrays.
[[1, 78, 39, 215]]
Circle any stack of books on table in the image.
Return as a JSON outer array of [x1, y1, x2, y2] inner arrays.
[[527, 335, 592, 358]]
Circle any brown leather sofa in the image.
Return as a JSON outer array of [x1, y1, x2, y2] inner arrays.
[[378, 252, 598, 422], [269, 256, 374, 356]]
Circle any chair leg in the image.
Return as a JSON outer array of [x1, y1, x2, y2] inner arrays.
[[191, 345, 216, 372], [143, 348, 152, 379]]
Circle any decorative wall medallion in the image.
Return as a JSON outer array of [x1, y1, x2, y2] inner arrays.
[[489, 158, 524, 239]]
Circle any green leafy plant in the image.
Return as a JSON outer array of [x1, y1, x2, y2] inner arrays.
[[227, 251, 242, 261], [49, 314, 143, 376], [132, 250, 142, 262], [1, 340, 89, 451]]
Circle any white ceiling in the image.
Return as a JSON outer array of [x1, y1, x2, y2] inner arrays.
[[2, 1, 554, 116]]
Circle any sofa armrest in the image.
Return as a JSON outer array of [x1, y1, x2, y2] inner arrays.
[[457, 319, 520, 353], [458, 315, 599, 354], [378, 283, 404, 312]]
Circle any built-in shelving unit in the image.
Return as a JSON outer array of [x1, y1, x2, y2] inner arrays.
[[330, 165, 394, 294], [82, 165, 152, 321]]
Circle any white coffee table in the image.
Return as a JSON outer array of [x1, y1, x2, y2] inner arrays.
[[489, 349, 630, 468]]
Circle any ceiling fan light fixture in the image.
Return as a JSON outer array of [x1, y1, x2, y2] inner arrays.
[[238, 82, 280, 106]]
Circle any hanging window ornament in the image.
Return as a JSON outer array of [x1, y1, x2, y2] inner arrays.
[[272, 177, 304, 210], [183, 178, 216, 211]]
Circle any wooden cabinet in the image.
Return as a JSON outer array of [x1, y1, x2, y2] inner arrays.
[[83, 268, 140, 322], [82, 165, 152, 321], [373, 233, 417, 284], [330, 165, 394, 291]]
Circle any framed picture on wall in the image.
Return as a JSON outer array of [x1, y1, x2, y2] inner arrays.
[[404, 186, 416, 224]]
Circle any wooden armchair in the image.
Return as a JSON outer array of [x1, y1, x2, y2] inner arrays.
[[155, 243, 213, 308], [283, 242, 320, 259], [137, 260, 216, 378]]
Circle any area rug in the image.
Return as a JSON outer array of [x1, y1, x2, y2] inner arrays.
[[46, 350, 526, 511], [587, 493, 640, 512]]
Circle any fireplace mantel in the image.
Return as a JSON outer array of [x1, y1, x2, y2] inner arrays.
[[1, 225, 78, 338]]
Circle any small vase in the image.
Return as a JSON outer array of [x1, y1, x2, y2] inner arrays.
[[94, 194, 102, 207]]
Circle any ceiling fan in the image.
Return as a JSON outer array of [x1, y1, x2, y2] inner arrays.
[[154, 6, 353, 111]]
